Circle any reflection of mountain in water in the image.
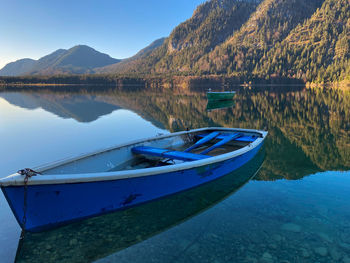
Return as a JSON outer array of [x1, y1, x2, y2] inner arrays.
[[89, 87, 350, 179], [0, 92, 121, 122], [15, 147, 264, 263], [1, 86, 349, 180]]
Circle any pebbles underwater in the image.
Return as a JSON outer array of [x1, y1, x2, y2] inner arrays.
[[96, 171, 350, 263]]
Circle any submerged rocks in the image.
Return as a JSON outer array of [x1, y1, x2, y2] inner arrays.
[[318, 232, 332, 243], [281, 223, 301, 233], [272, 234, 282, 242], [314, 246, 328, 257], [339, 242, 350, 251], [69, 238, 78, 246], [330, 248, 342, 261], [261, 252, 273, 263], [300, 248, 310, 258]]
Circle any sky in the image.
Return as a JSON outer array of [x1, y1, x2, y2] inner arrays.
[[0, 0, 205, 69]]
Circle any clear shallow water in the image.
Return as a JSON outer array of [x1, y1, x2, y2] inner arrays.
[[99, 172, 350, 263], [0, 86, 349, 262]]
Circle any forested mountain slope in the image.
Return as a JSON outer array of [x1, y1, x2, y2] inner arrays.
[[195, 0, 324, 75], [257, 0, 350, 82], [96, 38, 166, 74], [104, 0, 261, 74], [108, 0, 349, 83], [2, 0, 349, 82]]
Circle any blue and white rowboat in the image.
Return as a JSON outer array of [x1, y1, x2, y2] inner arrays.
[[0, 127, 267, 232]]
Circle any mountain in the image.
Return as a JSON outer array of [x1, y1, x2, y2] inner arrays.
[[104, 0, 349, 83], [99, 0, 261, 74], [2, 0, 349, 82], [0, 45, 120, 76], [258, 0, 350, 82], [27, 49, 67, 75], [0, 58, 36, 76], [130, 38, 166, 60], [28, 45, 121, 75], [103, 0, 323, 75], [196, 0, 324, 74], [96, 38, 166, 74], [154, 0, 260, 73]]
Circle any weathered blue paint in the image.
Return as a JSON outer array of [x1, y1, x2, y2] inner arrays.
[[1, 143, 262, 232]]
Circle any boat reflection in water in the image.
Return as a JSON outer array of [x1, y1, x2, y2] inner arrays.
[[206, 99, 235, 112], [15, 148, 265, 263]]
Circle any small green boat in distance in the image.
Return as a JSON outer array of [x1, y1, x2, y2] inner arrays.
[[207, 91, 236, 101]]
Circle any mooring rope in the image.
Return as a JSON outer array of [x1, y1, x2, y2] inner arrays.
[[17, 168, 41, 240]]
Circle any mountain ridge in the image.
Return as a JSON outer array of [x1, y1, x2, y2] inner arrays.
[[1, 0, 349, 82], [0, 58, 36, 76], [0, 45, 120, 76], [96, 38, 166, 74], [101, 0, 349, 83]]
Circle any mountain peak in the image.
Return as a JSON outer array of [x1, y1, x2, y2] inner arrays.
[[0, 45, 120, 76], [0, 58, 36, 76], [69, 45, 96, 51]]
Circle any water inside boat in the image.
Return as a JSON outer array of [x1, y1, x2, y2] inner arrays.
[[42, 130, 261, 175]]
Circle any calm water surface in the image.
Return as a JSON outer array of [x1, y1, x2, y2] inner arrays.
[[0, 85, 349, 263]]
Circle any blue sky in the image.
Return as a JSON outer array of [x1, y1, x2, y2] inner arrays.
[[0, 0, 205, 68]]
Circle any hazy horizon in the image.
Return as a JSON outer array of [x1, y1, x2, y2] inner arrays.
[[0, 0, 205, 69]]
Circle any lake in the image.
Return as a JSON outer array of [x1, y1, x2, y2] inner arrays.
[[0, 85, 349, 263]]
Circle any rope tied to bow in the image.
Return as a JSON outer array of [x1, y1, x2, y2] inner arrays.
[[17, 168, 41, 239]]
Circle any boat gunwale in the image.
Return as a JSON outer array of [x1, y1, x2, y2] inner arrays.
[[207, 91, 236, 94], [0, 127, 267, 186]]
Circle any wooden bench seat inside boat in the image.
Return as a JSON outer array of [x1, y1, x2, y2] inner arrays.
[[196, 133, 258, 142], [200, 133, 241, 154], [132, 146, 210, 161], [131, 132, 245, 162]]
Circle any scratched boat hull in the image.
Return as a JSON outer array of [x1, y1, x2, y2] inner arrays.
[[0, 127, 266, 232]]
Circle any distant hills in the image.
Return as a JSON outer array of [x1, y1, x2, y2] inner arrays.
[[95, 38, 166, 74], [0, 58, 37, 76], [0, 45, 120, 76], [1, 0, 349, 82], [0, 40, 165, 76]]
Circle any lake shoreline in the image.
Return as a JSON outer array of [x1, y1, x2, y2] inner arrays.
[[0, 75, 304, 90], [1, 75, 349, 91], [306, 80, 350, 90]]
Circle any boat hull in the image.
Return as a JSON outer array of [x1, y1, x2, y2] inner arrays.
[[207, 92, 235, 101], [1, 142, 262, 232], [15, 149, 265, 262]]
